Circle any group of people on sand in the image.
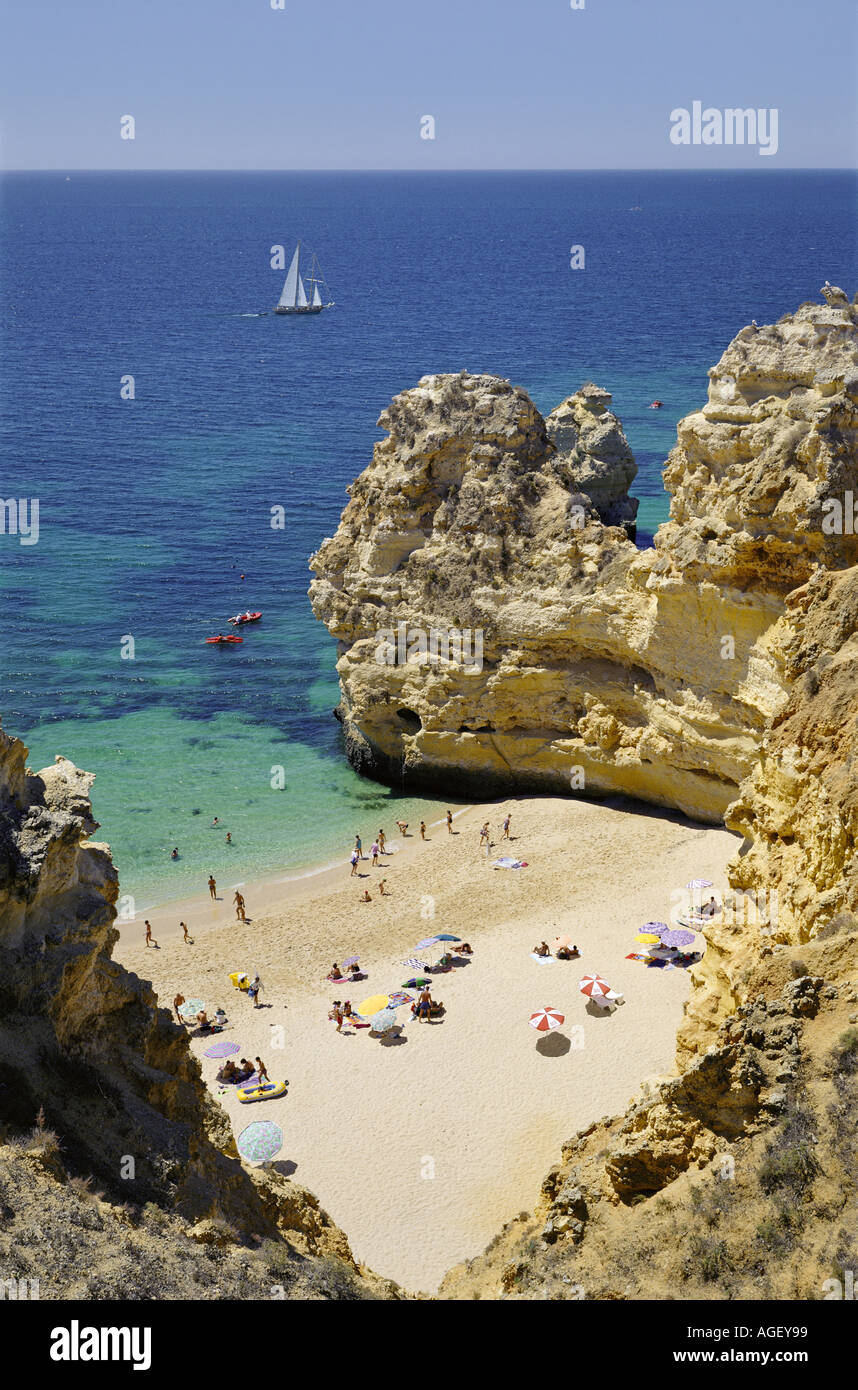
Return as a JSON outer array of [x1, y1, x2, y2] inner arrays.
[[216, 1055, 269, 1086], [173, 994, 228, 1031], [533, 940, 579, 960]]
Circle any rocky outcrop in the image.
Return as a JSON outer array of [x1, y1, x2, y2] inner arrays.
[[0, 727, 402, 1298], [545, 382, 639, 535], [309, 291, 858, 824]]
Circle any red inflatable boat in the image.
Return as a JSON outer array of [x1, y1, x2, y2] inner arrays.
[[205, 634, 244, 644], [228, 611, 262, 626]]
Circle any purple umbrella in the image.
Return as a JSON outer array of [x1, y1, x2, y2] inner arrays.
[[204, 1040, 240, 1058], [342, 956, 360, 968], [642, 921, 669, 932], [659, 928, 697, 948]]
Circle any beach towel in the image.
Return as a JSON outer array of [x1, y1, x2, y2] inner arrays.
[[493, 857, 528, 869], [625, 953, 651, 962], [530, 953, 554, 964]]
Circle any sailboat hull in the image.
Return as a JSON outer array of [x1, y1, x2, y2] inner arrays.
[[274, 304, 323, 315]]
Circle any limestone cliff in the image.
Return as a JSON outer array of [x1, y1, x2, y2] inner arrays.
[[309, 291, 858, 824], [0, 727, 401, 1299]]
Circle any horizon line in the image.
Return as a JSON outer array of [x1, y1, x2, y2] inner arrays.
[[2, 166, 856, 175]]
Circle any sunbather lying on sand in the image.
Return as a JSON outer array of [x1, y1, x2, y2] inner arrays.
[[533, 942, 551, 957], [555, 945, 580, 960]]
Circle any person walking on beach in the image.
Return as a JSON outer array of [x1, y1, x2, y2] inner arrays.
[[350, 848, 359, 877], [502, 814, 511, 839], [370, 840, 380, 867], [173, 993, 185, 1022], [378, 828, 386, 853], [378, 878, 388, 896], [330, 1001, 344, 1032], [208, 875, 217, 900], [248, 974, 263, 1008], [420, 821, 426, 840], [354, 834, 363, 858], [446, 810, 453, 835], [144, 920, 158, 948], [234, 891, 246, 923], [181, 921, 192, 944], [479, 821, 490, 848], [255, 1057, 270, 1086]]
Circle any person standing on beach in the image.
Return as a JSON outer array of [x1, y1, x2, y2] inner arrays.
[[378, 828, 386, 853], [479, 822, 490, 848], [350, 848, 359, 877], [255, 1057, 270, 1085], [173, 993, 185, 1022], [208, 875, 217, 900], [502, 814, 511, 839], [354, 834, 363, 858], [233, 891, 246, 922], [249, 974, 263, 1008], [378, 878, 388, 896], [181, 921, 192, 943], [144, 920, 158, 948], [446, 810, 453, 835], [370, 840, 380, 867], [420, 821, 426, 840]]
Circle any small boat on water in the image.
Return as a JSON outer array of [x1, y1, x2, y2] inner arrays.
[[650, 400, 664, 409], [206, 634, 244, 645], [274, 242, 333, 315], [228, 611, 262, 626]]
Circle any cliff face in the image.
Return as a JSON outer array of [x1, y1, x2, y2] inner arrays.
[[309, 292, 858, 825], [0, 728, 400, 1299]]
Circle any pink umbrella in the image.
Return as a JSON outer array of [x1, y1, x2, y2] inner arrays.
[[551, 935, 572, 951], [578, 974, 612, 999], [529, 1007, 565, 1032]]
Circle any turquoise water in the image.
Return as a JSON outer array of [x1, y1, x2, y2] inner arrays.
[[2, 171, 856, 905]]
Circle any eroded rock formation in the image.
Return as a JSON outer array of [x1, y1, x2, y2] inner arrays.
[[309, 291, 858, 824], [0, 728, 401, 1298]]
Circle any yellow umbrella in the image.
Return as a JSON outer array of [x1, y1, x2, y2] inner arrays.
[[357, 993, 390, 1016], [636, 933, 661, 943]]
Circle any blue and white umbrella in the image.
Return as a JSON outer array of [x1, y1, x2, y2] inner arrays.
[[370, 1008, 400, 1033], [415, 937, 440, 950], [236, 1120, 283, 1165]]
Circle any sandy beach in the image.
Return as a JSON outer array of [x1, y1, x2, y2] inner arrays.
[[116, 796, 739, 1293]]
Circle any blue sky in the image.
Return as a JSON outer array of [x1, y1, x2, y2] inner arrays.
[[1, 0, 856, 169]]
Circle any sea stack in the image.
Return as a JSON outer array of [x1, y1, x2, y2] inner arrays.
[[309, 291, 858, 823]]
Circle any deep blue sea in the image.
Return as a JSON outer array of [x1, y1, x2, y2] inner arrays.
[[1, 171, 855, 908]]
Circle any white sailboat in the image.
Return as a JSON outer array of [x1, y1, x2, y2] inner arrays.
[[274, 242, 333, 315]]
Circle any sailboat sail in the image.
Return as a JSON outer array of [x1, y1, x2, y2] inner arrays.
[[278, 245, 301, 308], [296, 275, 309, 308], [312, 282, 322, 307]]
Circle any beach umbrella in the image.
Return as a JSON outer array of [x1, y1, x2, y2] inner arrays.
[[402, 977, 431, 989], [635, 933, 661, 944], [433, 934, 462, 942], [179, 997, 205, 1017], [236, 1120, 283, 1166], [358, 993, 390, 1016], [660, 928, 697, 948], [402, 957, 428, 971], [342, 956, 360, 969], [528, 1007, 565, 1032], [415, 936, 441, 950], [388, 991, 414, 1008], [579, 975, 612, 999], [642, 922, 668, 933], [686, 880, 712, 890], [552, 935, 572, 950], [370, 1008, 400, 1033], [204, 1040, 240, 1058]]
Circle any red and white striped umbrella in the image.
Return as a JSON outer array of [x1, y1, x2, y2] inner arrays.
[[528, 1007, 565, 1032], [578, 975, 612, 999]]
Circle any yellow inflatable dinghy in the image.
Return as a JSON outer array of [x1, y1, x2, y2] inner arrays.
[[238, 1081, 287, 1104]]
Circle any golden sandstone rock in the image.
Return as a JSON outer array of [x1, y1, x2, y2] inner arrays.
[[309, 292, 858, 827]]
